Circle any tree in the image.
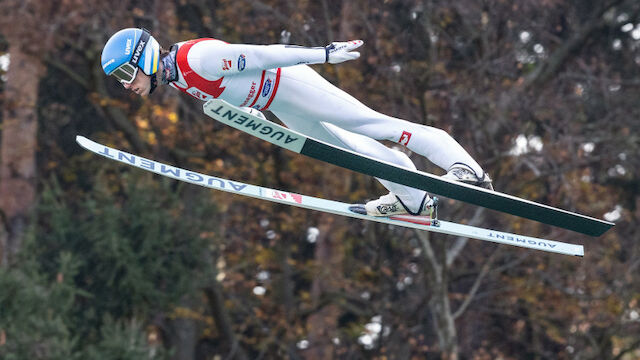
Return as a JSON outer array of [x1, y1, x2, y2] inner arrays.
[[3, 0, 640, 358], [0, 1, 47, 266]]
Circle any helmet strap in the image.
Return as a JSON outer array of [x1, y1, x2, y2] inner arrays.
[[149, 73, 158, 94]]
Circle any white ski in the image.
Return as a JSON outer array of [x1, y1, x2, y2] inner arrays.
[[76, 136, 584, 257]]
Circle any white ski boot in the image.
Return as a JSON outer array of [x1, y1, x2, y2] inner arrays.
[[349, 193, 437, 217], [442, 164, 493, 190]]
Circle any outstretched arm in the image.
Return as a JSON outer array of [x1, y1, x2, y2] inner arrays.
[[199, 40, 364, 78]]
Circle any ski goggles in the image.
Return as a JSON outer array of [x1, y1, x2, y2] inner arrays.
[[111, 63, 139, 84], [109, 29, 151, 84]]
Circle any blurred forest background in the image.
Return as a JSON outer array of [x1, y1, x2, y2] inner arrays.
[[1, 0, 639, 359]]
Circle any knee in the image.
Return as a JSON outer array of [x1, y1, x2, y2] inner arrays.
[[401, 125, 453, 145], [419, 125, 450, 137], [387, 147, 417, 169]]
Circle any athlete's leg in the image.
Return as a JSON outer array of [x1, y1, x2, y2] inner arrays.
[[270, 65, 484, 176], [237, 105, 426, 204], [278, 118, 429, 211]]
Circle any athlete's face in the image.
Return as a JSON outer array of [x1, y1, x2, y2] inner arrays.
[[122, 70, 151, 96]]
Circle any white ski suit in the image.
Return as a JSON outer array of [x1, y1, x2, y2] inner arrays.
[[165, 38, 483, 212]]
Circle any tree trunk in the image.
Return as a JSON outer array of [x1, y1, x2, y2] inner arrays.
[[0, 44, 43, 267], [339, 1, 356, 40], [304, 215, 344, 360], [169, 296, 199, 360], [203, 273, 249, 360], [430, 277, 459, 359], [430, 238, 459, 359], [418, 232, 459, 359]]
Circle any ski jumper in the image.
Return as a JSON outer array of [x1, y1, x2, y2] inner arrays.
[[167, 38, 484, 212]]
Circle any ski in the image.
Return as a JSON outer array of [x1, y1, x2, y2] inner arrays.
[[202, 99, 614, 237], [76, 135, 584, 257]]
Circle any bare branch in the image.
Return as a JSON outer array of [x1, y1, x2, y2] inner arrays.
[[446, 207, 486, 267], [523, 0, 633, 90], [612, 338, 640, 360], [416, 230, 442, 283], [452, 248, 501, 320]]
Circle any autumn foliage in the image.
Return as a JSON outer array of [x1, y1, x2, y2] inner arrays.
[[1, 0, 640, 359]]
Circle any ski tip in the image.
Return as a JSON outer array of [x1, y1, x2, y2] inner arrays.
[[349, 204, 367, 215], [76, 135, 90, 148]]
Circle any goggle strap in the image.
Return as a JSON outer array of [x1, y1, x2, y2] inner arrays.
[[129, 29, 151, 67]]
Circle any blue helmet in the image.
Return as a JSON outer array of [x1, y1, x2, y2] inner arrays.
[[101, 28, 160, 83]]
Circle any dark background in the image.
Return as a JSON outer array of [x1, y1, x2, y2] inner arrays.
[[1, 1, 639, 359]]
